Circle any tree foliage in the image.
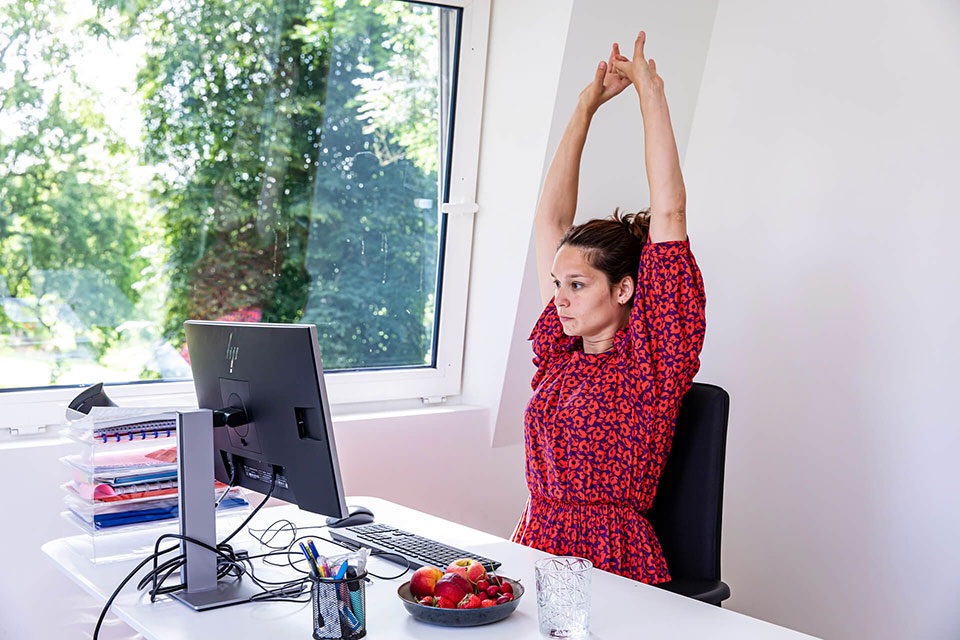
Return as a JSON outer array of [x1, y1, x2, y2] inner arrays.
[[0, 0, 150, 383], [0, 0, 449, 385]]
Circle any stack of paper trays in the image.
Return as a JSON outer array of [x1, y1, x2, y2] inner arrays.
[[60, 407, 248, 535]]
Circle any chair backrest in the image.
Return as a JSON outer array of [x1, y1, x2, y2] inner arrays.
[[646, 382, 730, 582]]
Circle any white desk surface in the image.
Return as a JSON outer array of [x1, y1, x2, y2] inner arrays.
[[43, 497, 817, 639]]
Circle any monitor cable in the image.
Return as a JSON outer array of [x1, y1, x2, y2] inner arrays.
[[93, 470, 278, 640]]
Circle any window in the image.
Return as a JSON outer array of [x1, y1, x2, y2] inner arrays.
[[0, 0, 489, 430]]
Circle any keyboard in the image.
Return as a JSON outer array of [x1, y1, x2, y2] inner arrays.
[[329, 523, 501, 572]]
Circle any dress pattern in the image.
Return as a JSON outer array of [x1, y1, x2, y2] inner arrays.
[[510, 239, 706, 584]]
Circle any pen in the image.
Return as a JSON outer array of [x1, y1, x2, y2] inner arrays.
[[307, 541, 326, 576], [299, 542, 319, 578]]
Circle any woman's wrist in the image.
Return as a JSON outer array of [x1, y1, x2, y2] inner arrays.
[[573, 101, 596, 123], [634, 81, 665, 108]]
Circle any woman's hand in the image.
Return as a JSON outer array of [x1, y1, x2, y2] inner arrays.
[[576, 43, 632, 116], [613, 31, 664, 98]]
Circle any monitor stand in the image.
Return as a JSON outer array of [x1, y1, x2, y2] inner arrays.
[[170, 410, 262, 611]]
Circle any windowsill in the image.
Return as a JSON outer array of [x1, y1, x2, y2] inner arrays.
[[0, 401, 490, 447], [331, 402, 486, 424]]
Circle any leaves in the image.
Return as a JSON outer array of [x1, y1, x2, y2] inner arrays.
[[0, 0, 450, 386]]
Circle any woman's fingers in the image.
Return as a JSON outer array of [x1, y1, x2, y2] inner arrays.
[[613, 59, 632, 79], [607, 43, 617, 65], [633, 30, 646, 62], [593, 60, 607, 90], [648, 58, 656, 73]]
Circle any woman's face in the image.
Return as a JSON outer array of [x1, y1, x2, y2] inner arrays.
[[551, 245, 631, 339]]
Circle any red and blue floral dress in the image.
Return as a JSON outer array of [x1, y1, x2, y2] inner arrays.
[[510, 239, 706, 584]]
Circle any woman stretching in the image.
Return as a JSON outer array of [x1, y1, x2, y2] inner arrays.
[[510, 32, 706, 584]]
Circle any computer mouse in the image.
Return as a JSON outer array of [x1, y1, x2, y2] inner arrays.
[[326, 505, 376, 528]]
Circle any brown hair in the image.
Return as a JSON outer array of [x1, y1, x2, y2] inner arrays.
[[558, 208, 650, 303]]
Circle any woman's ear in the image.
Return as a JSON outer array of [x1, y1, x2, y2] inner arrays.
[[616, 276, 635, 305]]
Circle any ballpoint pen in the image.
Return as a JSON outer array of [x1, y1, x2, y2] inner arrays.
[[299, 542, 320, 578]]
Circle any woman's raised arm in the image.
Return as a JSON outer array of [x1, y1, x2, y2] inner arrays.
[[535, 45, 631, 306], [614, 31, 687, 243]]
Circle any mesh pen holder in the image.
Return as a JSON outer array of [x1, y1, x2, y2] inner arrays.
[[310, 571, 368, 640]]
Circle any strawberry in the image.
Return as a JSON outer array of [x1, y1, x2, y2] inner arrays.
[[481, 599, 497, 608], [457, 594, 482, 609]]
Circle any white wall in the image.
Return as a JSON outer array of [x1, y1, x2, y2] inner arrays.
[[683, 1, 960, 638]]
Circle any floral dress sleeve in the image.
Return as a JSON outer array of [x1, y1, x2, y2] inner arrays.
[[528, 299, 575, 389], [628, 239, 707, 420]]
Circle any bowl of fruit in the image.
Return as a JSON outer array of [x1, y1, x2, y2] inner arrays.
[[397, 558, 523, 627]]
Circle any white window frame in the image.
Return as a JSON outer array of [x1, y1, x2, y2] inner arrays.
[[0, 0, 490, 432]]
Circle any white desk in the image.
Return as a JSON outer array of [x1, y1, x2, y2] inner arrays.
[[43, 497, 817, 639]]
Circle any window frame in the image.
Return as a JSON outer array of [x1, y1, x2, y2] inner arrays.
[[0, 0, 490, 432]]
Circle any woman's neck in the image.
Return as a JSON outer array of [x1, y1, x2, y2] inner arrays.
[[581, 310, 630, 354], [581, 335, 615, 354]]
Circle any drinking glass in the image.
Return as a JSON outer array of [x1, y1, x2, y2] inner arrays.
[[534, 556, 593, 638]]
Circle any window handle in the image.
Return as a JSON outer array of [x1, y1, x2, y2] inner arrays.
[[441, 202, 479, 216]]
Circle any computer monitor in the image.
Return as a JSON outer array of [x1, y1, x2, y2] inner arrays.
[[184, 320, 349, 521]]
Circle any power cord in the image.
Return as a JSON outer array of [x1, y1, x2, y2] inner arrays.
[[93, 470, 278, 640], [213, 463, 238, 509], [92, 470, 413, 638], [246, 517, 413, 580]]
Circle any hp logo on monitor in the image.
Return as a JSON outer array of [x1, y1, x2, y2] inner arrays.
[[225, 333, 239, 373]]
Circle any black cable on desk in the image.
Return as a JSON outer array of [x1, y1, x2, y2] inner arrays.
[[220, 469, 277, 545], [248, 517, 413, 581], [213, 463, 238, 509], [94, 471, 279, 639]]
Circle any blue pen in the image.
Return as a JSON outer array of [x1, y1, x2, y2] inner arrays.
[[299, 542, 319, 577], [335, 560, 349, 580]]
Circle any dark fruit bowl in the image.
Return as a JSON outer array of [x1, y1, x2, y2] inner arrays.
[[397, 577, 524, 627]]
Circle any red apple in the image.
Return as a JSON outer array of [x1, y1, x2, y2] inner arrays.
[[409, 565, 444, 598], [434, 572, 471, 604], [446, 558, 487, 585]]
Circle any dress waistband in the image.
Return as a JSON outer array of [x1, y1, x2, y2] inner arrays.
[[531, 493, 647, 515]]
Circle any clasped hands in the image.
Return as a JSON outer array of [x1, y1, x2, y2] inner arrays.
[[578, 31, 664, 116]]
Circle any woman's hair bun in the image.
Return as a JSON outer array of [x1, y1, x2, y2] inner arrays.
[[612, 208, 651, 244]]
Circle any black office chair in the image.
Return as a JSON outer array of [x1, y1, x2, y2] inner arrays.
[[647, 382, 731, 605]]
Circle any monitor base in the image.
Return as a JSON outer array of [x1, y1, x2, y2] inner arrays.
[[170, 579, 266, 611]]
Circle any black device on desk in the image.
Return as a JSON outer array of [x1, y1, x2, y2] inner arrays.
[[331, 523, 501, 572], [182, 321, 499, 602]]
